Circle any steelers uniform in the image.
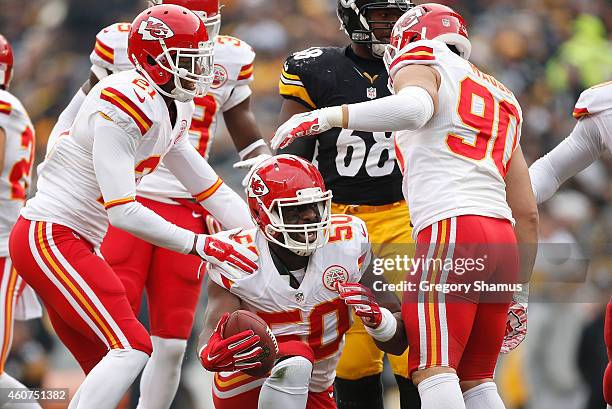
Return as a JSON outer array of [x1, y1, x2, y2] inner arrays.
[[278, 46, 412, 381]]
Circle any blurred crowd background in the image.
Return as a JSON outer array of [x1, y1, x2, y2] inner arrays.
[[1, 0, 612, 408]]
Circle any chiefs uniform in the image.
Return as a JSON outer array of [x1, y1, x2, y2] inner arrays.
[[102, 34, 256, 341], [530, 81, 612, 405], [10, 68, 203, 371], [279, 46, 412, 381], [209, 215, 371, 409], [0, 89, 41, 377], [389, 39, 521, 377]]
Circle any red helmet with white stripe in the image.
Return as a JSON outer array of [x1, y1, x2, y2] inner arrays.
[[149, 0, 221, 39], [128, 4, 214, 102], [0, 35, 14, 89], [246, 155, 333, 256], [388, 3, 471, 60]]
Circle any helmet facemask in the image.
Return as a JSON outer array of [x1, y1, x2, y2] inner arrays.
[[137, 38, 214, 102], [194, 10, 221, 40], [338, 0, 412, 58], [260, 187, 332, 257]]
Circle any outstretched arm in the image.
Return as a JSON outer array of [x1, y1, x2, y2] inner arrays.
[[271, 64, 439, 149]]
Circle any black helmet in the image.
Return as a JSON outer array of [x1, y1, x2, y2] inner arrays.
[[337, 0, 413, 58]]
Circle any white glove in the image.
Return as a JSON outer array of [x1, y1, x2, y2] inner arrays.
[[195, 228, 258, 280], [233, 154, 272, 187], [271, 109, 332, 150]]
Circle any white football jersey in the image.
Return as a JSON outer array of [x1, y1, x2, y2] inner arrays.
[[388, 40, 522, 236], [0, 91, 35, 256], [89, 22, 133, 73], [22, 70, 193, 248], [209, 215, 371, 397], [137, 35, 256, 201]]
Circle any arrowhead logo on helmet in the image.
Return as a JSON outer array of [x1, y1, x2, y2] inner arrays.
[[138, 17, 175, 40], [248, 174, 270, 198]]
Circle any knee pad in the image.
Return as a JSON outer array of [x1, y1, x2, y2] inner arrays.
[[335, 374, 384, 409], [151, 336, 187, 367], [264, 356, 313, 395]]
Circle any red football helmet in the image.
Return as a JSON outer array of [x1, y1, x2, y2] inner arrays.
[[247, 155, 333, 256], [0, 35, 13, 89], [385, 3, 471, 66], [128, 4, 214, 102], [149, 0, 221, 39]]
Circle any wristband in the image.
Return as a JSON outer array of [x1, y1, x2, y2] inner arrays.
[[238, 139, 267, 160], [364, 307, 397, 342]]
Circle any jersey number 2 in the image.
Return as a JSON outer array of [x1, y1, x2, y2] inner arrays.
[[446, 77, 521, 177], [192, 94, 219, 159]]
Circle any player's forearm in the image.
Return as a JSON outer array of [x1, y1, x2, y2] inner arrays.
[[200, 183, 254, 229], [529, 119, 603, 204], [323, 86, 434, 132], [373, 313, 408, 356], [107, 202, 195, 254], [46, 89, 86, 155]]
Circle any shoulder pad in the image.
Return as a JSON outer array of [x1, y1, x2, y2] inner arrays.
[[329, 214, 369, 244], [213, 36, 256, 86], [386, 39, 441, 81], [279, 47, 337, 109], [573, 82, 612, 120], [97, 73, 158, 138], [0, 90, 29, 123], [90, 23, 133, 73]]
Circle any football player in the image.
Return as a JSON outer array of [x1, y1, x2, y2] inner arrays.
[[0, 34, 42, 409], [8, 6, 256, 409], [276, 1, 420, 407], [197, 154, 407, 409], [528, 81, 612, 409], [99, 1, 269, 408], [272, 4, 539, 409]]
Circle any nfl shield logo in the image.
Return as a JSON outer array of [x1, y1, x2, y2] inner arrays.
[[367, 87, 377, 99], [295, 292, 304, 303]]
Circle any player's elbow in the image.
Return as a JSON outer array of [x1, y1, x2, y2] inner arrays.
[[515, 204, 539, 232]]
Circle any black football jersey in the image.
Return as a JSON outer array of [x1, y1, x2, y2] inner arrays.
[[278, 46, 404, 206]]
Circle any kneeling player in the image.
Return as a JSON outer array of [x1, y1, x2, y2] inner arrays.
[[198, 155, 407, 409]]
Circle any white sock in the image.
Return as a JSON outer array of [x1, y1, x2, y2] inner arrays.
[[607, 405, 611, 409], [0, 373, 42, 409], [136, 336, 186, 409], [418, 373, 466, 409], [73, 348, 148, 409], [258, 356, 313, 409], [463, 382, 506, 409]]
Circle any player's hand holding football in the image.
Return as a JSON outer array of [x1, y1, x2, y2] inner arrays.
[[337, 282, 383, 328], [199, 313, 263, 372], [271, 110, 333, 150], [194, 229, 258, 279], [501, 285, 529, 354]]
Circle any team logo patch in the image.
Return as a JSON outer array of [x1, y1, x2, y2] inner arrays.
[[366, 87, 377, 100], [212, 64, 228, 89], [138, 16, 175, 41], [248, 173, 270, 198], [322, 265, 349, 291]]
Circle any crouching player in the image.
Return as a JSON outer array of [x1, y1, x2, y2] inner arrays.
[[197, 155, 407, 409]]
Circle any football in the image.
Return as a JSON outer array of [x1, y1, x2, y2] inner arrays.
[[223, 310, 278, 378]]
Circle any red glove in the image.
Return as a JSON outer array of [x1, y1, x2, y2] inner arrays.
[[199, 313, 263, 372], [337, 282, 382, 328], [271, 110, 332, 150], [195, 229, 258, 279], [500, 300, 528, 354]]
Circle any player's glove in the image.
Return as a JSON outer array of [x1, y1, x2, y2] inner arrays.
[[233, 154, 272, 187], [195, 229, 258, 279], [500, 285, 529, 354], [271, 110, 332, 150], [337, 282, 382, 328], [199, 313, 263, 372]]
